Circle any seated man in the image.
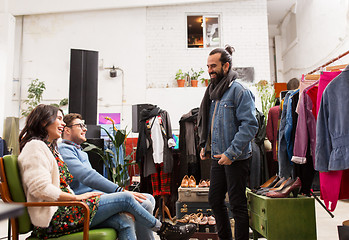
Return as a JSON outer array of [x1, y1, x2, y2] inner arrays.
[[58, 113, 156, 240]]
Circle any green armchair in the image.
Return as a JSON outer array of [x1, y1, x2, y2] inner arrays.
[[0, 155, 117, 240]]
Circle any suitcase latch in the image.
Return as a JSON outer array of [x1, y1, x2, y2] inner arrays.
[[181, 204, 188, 213]]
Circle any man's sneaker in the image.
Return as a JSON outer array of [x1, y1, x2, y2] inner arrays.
[[157, 222, 196, 240]]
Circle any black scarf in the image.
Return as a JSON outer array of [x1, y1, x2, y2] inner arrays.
[[198, 69, 238, 147]]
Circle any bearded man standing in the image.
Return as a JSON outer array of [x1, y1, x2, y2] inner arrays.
[[198, 45, 258, 240]]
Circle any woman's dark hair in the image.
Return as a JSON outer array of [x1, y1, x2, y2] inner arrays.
[[209, 44, 235, 70], [19, 104, 63, 151]]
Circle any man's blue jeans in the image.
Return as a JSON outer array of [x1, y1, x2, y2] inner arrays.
[[90, 192, 157, 240]]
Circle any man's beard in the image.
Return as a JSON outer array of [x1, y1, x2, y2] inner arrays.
[[210, 68, 225, 85]]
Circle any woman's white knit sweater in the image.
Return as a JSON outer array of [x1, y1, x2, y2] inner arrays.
[[18, 140, 63, 227]]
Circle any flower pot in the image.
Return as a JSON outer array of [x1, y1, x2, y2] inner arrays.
[[177, 79, 185, 87], [191, 79, 198, 87]]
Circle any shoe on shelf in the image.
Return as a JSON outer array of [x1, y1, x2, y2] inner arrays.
[[188, 212, 203, 225], [266, 177, 302, 198], [198, 179, 208, 188], [261, 177, 292, 196], [157, 222, 196, 240], [189, 175, 196, 188], [180, 175, 189, 188], [176, 214, 190, 224], [207, 215, 216, 233], [206, 179, 210, 187], [251, 175, 278, 193], [198, 215, 208, 232], [256, 177, 285, 195]]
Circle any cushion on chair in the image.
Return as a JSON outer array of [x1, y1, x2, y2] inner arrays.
[[26, 228, 117, 240], [3, 155, 32, 234]]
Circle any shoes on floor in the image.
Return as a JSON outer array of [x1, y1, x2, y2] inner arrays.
[[157, 222, 196, 240]]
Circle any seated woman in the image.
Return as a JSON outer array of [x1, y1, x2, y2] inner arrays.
[[18, 104, 195, 240]]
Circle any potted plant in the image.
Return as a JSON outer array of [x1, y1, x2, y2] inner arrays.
[[83, 117, 136, 187], [189, 68, 204, 87], [254, 80, 276, 123], [200, 78, 210, 87], [21, 78, 46, 117], [175, 69, 186, 87], [21, 78, 69, 117]]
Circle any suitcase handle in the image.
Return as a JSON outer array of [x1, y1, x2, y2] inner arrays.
[[196, 192, 209, 196]]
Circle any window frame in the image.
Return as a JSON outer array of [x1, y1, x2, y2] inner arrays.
[[186, 13, 221, 49]]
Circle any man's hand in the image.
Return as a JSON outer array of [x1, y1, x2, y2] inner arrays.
[[214, 154, 232, 165], [200, 148, 209, 160], [125, 190, 147, 203]]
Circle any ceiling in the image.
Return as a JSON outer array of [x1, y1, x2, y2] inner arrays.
[[267, 0, 297, 25]]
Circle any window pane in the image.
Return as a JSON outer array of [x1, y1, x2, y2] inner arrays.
[[205, 17, 219, 48], [187, 16, 203, 48]]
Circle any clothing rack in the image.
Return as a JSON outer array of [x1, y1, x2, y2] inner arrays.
[[307, 50, 349, 75]]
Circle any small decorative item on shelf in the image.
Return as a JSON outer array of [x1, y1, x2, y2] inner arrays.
[[189, 68, 204, 87], [175, 69, 186, 87]]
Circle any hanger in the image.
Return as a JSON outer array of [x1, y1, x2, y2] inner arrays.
[[307, 50, 349, 75], [305, 74, 320, 80], [326, 64, 347, 72]]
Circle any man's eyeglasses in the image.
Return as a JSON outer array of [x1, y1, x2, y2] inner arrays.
[[66, 123, 87, 130]]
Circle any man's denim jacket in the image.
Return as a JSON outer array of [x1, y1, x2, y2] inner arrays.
[[207, 81, 258, 162]]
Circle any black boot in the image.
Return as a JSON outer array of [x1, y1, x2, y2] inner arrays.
[[157, 222, 196, 240]]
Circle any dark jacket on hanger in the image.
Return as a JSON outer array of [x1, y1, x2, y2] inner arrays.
[[136, 106, 174, 177], [179, 108, 200, 180]]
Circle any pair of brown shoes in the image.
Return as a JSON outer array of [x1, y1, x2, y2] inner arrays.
[[181, 175, 196, 188]]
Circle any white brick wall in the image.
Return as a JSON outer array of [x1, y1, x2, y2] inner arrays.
[[146, 0, 270, 88]]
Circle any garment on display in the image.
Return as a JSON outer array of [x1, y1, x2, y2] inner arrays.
[[315, 65, 349, 212], [179, 108, 205, 182], [270, 50, 349, 212]]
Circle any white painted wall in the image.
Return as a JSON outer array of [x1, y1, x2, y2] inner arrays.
[[144, 0, 270, 132], [0, 13, 16, 136], [3, 0, 270, 138], [279, 0, 349, 81], [16, 8, 147, 128]]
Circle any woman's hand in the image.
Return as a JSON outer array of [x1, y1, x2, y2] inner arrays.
[[75, 192, 103, 200]]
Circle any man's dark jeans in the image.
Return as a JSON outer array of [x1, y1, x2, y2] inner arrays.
[[208, 158, 250, 240]]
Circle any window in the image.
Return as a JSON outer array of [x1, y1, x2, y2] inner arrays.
[[187, 15, 220, 48]]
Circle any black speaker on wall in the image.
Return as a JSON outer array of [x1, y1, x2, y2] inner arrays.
[[69, 49, 98, 125], [132, 104, 155, 133]]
